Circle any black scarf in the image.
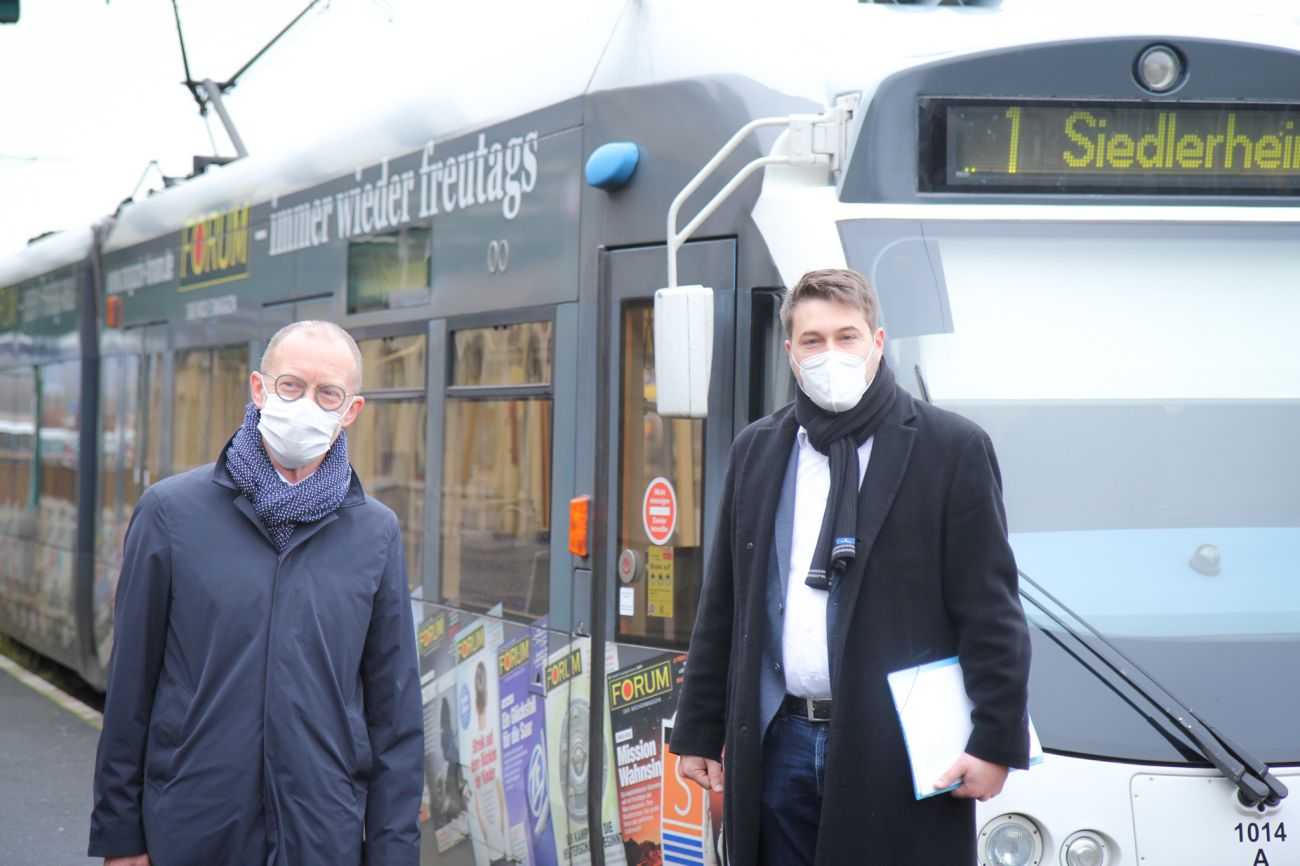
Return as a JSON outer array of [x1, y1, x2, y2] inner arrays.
[[794, 358, 898, 591], [225, 402, 353, 552]]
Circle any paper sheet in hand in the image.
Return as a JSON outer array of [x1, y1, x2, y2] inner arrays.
[[887, 656, 1042, 800]]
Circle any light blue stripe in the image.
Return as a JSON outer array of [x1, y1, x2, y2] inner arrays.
[[663, 832, 704, 849]]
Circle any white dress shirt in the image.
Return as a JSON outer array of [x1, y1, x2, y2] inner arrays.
[[782, 427, 874, 698]]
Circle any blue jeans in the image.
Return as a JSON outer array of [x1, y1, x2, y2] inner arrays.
[[758, 710, 830, 866]]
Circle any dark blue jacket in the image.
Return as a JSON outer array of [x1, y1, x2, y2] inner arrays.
[[89, 453, 424, 866]]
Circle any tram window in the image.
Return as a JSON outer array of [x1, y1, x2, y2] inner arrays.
[[750, 289, 796, 421], [141, 350, 164, 488], [616, 304, 705, 648], [172, 345, 251, 474], [440, 398, 553, 618], [348, 399, 426, 593], [0, 366, 35, 524], [37, 361, 80, 559], [172, 349, 211, 473], [346, 226, 431, 315], [360, 333, 427, 392], [98, 357, 124, 547], [97, 356, 140, 587], [451, 321, 553, 387], [211, 347, 248, 453]]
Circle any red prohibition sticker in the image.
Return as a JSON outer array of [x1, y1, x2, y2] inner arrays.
[[642, 476, 677, 546]]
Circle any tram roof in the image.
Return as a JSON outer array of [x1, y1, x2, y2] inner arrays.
[[0, 225, 93, 290], [45, 1, 1300, 257]]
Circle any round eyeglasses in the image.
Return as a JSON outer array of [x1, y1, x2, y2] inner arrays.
[[260, 372, 352, 412]]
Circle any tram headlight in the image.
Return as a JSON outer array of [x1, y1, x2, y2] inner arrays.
[[979, 814, 1043, 866], [1136, 44, 1182, 93], [1063, 831, 1108, 866]]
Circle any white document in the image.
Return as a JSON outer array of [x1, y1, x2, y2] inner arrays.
[[887, 656, 1043, 800]]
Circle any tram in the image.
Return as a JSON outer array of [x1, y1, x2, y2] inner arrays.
[[0, 3, 1297, 865]]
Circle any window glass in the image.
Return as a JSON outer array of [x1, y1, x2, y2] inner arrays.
[[616, 304, 705, 647], [0, 366, 35, 523], [172, 345, 249, 474], [97, 356, 139, 595], [452, 321, 552, 387], [211, 347, 249, 453], [172, 348, 211, 473], [360, 333, 427, 392], [38, 361, 80, 515], [142, 351, 164, 487], [349, 400, 426, 592], [441, 398, 552, 618], [347, 226, 431, 314], [751, 289, 796, 421], [35, 361, 80, 605]]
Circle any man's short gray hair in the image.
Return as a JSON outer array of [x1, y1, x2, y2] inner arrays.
[[261, 320, 364, 390]]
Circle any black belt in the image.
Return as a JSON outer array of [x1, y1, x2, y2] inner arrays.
[[782, 694, 832, 722]]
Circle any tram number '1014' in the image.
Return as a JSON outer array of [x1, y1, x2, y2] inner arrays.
[[487, 239, 510, 274], [1236, 821, 1287, 844]]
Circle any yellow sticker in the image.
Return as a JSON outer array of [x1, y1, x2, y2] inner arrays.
[[647, 546, 674, 619]]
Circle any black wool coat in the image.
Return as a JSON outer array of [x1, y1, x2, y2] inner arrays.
[[669, 388, 1031, 866]]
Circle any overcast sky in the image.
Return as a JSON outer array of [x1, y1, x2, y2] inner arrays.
[[2, 0, 1297, 259]]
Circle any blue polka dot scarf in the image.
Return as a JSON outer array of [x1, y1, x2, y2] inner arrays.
[[225, 402, 353, 552]]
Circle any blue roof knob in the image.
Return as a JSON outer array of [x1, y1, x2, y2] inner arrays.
[[585, 141, 640, 191]]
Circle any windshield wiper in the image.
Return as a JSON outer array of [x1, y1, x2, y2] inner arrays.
[[1019, 570, 1289, 808]]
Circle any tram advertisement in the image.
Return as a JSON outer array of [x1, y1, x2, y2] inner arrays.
[[545, 639, 627, 866], [418, 610, 471, 854], [607, 654, 687, 866], [497, 628, 558, 866], [456, 618, 509, 866]]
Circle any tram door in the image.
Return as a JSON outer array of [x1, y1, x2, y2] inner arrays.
[[604, 240, 735, 650]]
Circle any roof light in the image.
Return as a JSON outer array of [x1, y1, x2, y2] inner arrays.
[[585, 141, 640, 191], [1137, 45, 1182, 93]]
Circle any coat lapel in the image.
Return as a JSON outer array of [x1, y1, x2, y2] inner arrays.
[[829, 390, 918, 686], [736, 407, 799, 596]]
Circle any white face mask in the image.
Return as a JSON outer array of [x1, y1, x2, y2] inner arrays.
[[257, 386, 345, 469], [794, 341, 879, 414]]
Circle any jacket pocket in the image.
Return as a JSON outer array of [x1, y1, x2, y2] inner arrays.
[[346, 707, 373, 783], [145, 669, 194, 787]]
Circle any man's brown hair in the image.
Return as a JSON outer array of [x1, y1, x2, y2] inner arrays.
[[779, 268, 881, 336]]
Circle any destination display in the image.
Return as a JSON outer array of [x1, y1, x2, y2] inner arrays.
[[921, 98, 1300, 195]]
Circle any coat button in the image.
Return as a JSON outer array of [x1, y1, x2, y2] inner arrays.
[[745, 542, 754, 550], [777, 603, 784, 614], [741, 725, 749, 736], [774, 662, 782, 673]]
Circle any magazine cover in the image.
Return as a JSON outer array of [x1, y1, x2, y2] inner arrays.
[[660, 719, 709, 866], [417, 609, 470, 854], [607, 654, 686, 866], [456, 617, 509, 866], [544, 638, 627, 866], [497, 628, 558, 866]]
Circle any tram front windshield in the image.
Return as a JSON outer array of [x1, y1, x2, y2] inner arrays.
[[841, 219, 1300, 764]]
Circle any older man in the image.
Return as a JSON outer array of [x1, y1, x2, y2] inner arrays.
[[89, 321, 424, 866]]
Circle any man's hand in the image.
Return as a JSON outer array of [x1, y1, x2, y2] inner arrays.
[[678, 755, 724, 793], [935, 753, 1009, 801], [105, 858, 149, 866]]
